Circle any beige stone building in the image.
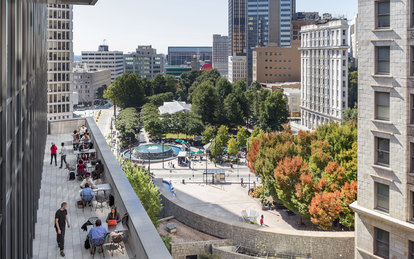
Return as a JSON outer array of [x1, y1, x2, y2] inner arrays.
[[350, 0, 414, 258], [252, 42, 301, 84], [72, 64, 111, 104], [228, 55, 247, 83]]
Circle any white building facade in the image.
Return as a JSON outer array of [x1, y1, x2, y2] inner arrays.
[[81, 45, 124, 83], [47, 4, 74, 120], [228, 55, 247, 83], [350, 1, 414, 258], [300, 19, 349, 129], [124, 45, 164, 79], [72, 64, 111, 105]]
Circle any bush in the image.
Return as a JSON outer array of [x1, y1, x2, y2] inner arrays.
[[199, 254, 219, 259], [160, 234, 171, 251], [251, 186, 264, 199]]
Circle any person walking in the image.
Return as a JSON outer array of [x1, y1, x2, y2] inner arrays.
[[59, 142, 67, 169], [55, 202, 70, 257], [50, 143, 58, 166], [260, 215, 264, 226]]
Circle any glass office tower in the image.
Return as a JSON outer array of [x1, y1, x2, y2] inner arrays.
[[229, 0, 247, 55]]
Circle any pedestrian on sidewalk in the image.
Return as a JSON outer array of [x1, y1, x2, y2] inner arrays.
[[55, 202, 70, 257], [50, 143, 57, 166], [59, 142, 67, 169], [260, 215, 264, 226]]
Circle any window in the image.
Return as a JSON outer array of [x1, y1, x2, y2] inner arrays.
[[376, 47, 390, 75], [374, 228, 389, 258], [375, 92, 390, 120], [411, 0, 414, 27], [376, 1, 390, 28], [375, 182, 389, 212], [410, 240, 414, 259], [376, 137, 390, 166], [411, 192, 414, 221], [412, 95, 414, 124], [411, 47, 414, 75]]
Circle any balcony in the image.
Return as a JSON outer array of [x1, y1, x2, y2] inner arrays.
[[47, 0, 98, 5], [32, 117, 171, 258]]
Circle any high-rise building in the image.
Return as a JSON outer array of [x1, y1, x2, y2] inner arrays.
[[229, 0, 247, 56], [81, 45, 124, 83], [167, 47, 212, 66], [300, 19, 349, 130], [47, 4, 74, 121], [228, 55, 247, 83], [72, 64, 111, 104], [246, 0, 296, 84], [124, 45, 164, 79], [350, 1, 414, 258], [213, 35, 230, 77], [350, 14, 359, 68], [252, 42, 301, 84]]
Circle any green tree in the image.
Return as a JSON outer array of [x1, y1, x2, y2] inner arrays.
[[147, 92, 174, 106], [96, 85, 108, 100], [216, 77, 233, 101], [236, 127, 248, 148], [122, 160, 162, 227], [342, 104, 358, 123], [227, 137, 239, 156], [104, 73, 146, 108], [152, 73, 167, 95], [202, 125, 217, 144], [178, 70, 202, 100], [142, 77, 153, 96], [115, 108, 141, 147], [223, 93, 244, 128], [259, 90, 288, 132], [192, 81, 218, 125], [348, 70, 358, 108], [210, 125, 229, 156]]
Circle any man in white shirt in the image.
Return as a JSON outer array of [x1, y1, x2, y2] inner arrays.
[[59, 142, 67, 169], [80, 175, 94, 189]]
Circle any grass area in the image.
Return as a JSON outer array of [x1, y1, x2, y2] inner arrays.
[[165, 133, 196, 139]]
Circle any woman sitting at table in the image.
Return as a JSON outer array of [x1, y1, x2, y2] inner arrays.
[[82, 133, 90, 141], [81, 153, 89, 163], [106, 207, 121, 223], [77, 160, 86, 178]]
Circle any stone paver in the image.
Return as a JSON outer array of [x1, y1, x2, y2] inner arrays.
[[32, 133, 130, 259]]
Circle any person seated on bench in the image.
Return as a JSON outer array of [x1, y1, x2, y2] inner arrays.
[[106, 207, 121, 223], [80, 175, 94, 189], [79, 125, 87, 137], [92, 160, 104, 180], [80, 183, 94, 206]]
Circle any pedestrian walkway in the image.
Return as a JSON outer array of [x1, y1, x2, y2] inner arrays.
[[32, 133, 130, 259]]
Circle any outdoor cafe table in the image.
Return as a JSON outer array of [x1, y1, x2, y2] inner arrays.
[[87, 222, 128, 233], [94, 183, 111, 193], [74, 149, 96, 155], [72, 139, 92, 144]]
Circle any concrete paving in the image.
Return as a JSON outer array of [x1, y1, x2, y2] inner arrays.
[[32, 133, 130, 259]]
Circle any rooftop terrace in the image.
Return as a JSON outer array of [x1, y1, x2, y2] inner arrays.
[[32, 118, 171, 259]]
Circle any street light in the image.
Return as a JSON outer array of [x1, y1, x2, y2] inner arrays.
[[162, 140, 164, 169]]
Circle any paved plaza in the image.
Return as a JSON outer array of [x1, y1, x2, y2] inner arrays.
[[170, 183, 318, 232]]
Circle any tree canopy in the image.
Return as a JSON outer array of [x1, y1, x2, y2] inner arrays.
[[104, 73, 146, 108]]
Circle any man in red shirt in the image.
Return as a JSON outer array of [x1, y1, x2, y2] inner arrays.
[[50, 143, 58, 166]]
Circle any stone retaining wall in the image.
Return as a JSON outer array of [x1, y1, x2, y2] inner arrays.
[[171, 239, 232, 259], [155, 179, 355, 259]]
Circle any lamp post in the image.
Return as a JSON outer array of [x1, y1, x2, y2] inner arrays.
[[162, 140, 164, 169]]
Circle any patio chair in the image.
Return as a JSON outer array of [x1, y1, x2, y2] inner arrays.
[[241, 210, 248, 221], [81, 195, 94, 212], [90, 233, 109, 258], [95, 193, 107, 212], [107, 231, 125, 256]]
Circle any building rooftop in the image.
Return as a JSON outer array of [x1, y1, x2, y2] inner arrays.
[[159, 101, 192, 115], [32, 118, 171, 259]]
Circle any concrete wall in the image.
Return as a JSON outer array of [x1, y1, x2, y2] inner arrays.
[[155, 179, 354, 259], [212, 246, 261, 259], [49, 118, 86, 134], [171, 239, 232, 259]]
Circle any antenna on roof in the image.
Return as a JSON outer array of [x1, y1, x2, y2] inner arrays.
[[102, 39, 107, 46]]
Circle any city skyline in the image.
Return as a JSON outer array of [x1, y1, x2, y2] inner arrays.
[[73, 0, 357, 55]]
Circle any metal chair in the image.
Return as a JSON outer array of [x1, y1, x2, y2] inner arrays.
[[107, 232, 125, 256], [90, 233, 108, 258], [95, 193, 107, 212], [81, 195, 94, 211]]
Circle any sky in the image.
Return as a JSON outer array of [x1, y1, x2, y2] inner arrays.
[[73, 0, 357, 55]]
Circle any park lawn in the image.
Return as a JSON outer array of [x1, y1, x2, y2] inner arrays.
[[165, 133, 196, 139]]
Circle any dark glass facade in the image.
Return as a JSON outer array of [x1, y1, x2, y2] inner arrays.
[[229, 0, 247, 55], [167, 47, 212, 66], [0, 1, 48, 258]]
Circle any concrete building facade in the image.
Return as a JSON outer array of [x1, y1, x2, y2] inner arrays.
[[252, 42, 301, 83], [228, 55, 247, 83], [300, 19, 349, 130], [350, 14, 359, 68], [81, 45, 124, 83], [47, 4, 74, 121], [350, 1, 414, 258], [124, 45, 164, 79], [212, 34, 230, 77], [72, 64, 111, 104]]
